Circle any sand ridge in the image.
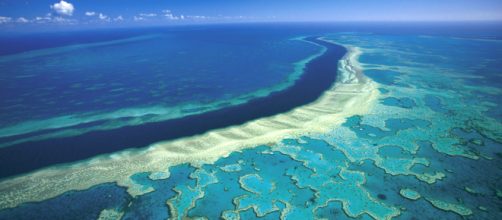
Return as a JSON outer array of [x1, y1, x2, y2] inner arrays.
[[0, 39, 379, 209]]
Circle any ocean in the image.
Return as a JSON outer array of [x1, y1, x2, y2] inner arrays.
[[0, 23, 501, 219]]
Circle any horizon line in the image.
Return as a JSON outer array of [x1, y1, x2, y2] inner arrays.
[[1, 19, 502, 34]]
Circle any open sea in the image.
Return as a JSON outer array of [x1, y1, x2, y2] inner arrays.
[[0, 23, 501, 219]]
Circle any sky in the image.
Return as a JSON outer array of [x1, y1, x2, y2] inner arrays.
[[1, 0, 502, 31]]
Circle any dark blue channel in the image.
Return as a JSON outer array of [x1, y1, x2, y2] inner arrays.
[[0, 36, 346, 179]]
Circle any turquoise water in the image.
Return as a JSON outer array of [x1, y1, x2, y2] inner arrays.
[[0, 25, 501, 219]]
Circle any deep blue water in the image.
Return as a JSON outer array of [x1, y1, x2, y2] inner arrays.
[[0, 36, 346, 178], [0, 26, 320, 126]]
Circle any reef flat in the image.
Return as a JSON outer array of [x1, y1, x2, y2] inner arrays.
[[0, 37, 340, 178], [0, 37, 378, 209]]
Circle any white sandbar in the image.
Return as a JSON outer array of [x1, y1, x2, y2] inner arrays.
[[0, 40, 379, 209]]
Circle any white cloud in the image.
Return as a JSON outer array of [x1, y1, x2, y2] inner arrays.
[[51, 1, 74, 16], [163, 9, 183, 20], [186, 15, 207, 20], [0, 16, 12, 24], [35, 15, 53, 23], [98, 13, 111, 21], [53, 16, 68, 22], [17, 17, 29, 23], [114, 16, 124, 21], [133, 12, 160, 21], [139, 13, 157, 17], [129, 9, 244, 23], [31, 13, 77, 24], [86, 11, 122, 22]]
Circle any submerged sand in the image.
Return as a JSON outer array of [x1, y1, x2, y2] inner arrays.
[[0, 39, 379, 209]]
